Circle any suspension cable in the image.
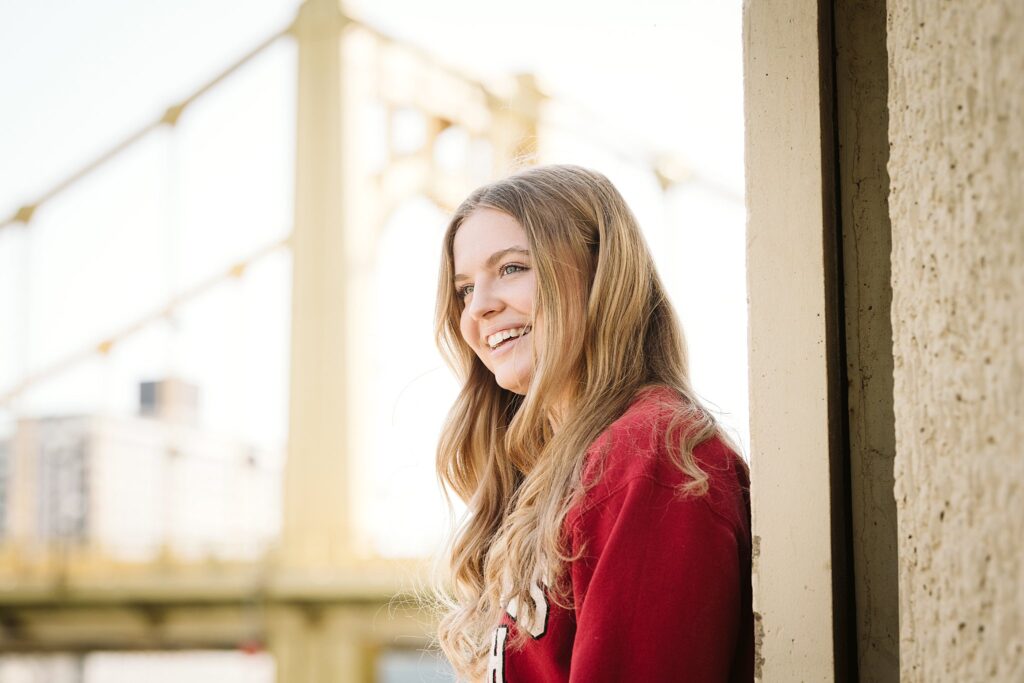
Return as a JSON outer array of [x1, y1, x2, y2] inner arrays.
[[0, 26, 290, 233], [0, 235, 290, 407]]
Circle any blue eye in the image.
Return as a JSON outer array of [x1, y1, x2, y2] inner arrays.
[[456, 264, 527, 303]]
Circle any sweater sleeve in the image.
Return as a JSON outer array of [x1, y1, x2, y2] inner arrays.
[[568, 474, 744, 682]]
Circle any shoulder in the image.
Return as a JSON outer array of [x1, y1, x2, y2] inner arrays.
[[574, 385, 749, 533], [579, 385, 674, 486]]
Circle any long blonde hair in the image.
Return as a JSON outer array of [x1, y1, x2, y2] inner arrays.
[[433, 164, 734, 680]]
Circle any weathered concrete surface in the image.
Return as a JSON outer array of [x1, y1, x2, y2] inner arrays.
[[888, 1, 1024, 680], [743, 0, 837, 679], [834, 0, 899, 679]]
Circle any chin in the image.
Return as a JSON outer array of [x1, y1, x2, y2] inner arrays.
[[495, 373, 529, 395]]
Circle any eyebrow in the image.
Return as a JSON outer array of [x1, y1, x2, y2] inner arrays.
[[453, 247, 531, 283]]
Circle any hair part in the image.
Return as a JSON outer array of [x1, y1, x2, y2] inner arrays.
[[433, 164, 738, 680]]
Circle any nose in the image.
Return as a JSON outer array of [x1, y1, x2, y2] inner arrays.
[[465, 281, 503, 321]]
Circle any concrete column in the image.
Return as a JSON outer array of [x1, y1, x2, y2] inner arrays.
[[888, 1, 1024, 680], [743, 1, 842, 679], [833, 0, 899, 678]]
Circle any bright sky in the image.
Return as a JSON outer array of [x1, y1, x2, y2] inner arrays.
[[0, 0, 746, 558]]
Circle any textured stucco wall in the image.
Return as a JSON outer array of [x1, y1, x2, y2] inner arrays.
[[888, 1, 1024, 680]]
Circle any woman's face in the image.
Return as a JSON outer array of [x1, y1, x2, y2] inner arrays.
[[452, 208, 538, 394]]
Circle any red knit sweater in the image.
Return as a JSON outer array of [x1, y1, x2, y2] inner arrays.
[[486, 387, 754, 682]]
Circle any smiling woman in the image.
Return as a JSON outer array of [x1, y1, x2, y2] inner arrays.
[[453, 209, 538, 394], [432, 165, 754, 682]]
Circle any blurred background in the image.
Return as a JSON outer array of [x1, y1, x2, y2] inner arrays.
[[0, 0, 745, 680]]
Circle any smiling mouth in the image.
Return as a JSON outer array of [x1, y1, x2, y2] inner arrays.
[[489, 326, 532, 352]]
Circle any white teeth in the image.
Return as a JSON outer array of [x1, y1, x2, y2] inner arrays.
[[487, 325, 531, 349]]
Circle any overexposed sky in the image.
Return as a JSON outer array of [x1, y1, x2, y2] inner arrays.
[[0, 0, 743, 215], [0, 0, 746, 558]]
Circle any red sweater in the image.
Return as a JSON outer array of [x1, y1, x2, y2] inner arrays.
[[486, 387, 754, 682]]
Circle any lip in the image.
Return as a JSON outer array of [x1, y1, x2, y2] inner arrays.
[[482, 324, 531, 347], [482, 324, 531, 343], [488, 328, 531, 357]]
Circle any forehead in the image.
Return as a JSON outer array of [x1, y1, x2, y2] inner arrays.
[[452, 208, 529, 269]]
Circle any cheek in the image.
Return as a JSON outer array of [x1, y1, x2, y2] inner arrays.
[[517, 274, 538, 315], [458, 311, 476, 349]]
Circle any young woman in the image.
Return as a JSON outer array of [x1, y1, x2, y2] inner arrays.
[[433, 165, 753, 682]]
